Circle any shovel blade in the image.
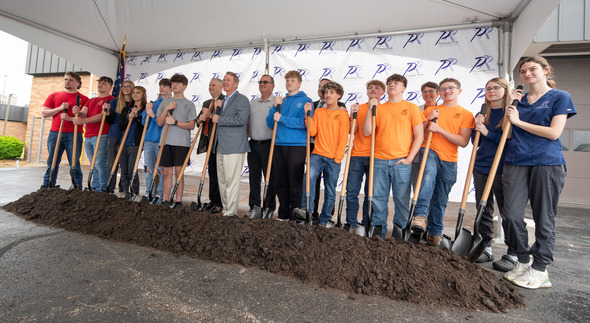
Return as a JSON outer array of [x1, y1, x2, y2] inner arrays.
[[250, 205, 263, 219], [262, 208, 274, 219], [466, 236, 491, 262], [140, 195, 151, 203], [450, 228, 473, 257], [438, 234, 452, 250], [190, 201, 202, 211], [392, 223, 404, 241], [355, 223, 366, 237], [408, 231, 422, 244]]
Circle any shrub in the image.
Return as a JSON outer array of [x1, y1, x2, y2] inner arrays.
[[0, 136, 25, 160]]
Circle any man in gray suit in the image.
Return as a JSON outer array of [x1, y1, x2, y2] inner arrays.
[[212, 71, 251, 216]]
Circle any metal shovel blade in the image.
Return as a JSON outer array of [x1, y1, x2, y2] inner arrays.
[[466, 236, 491, 262], [262, 207, 274, 219], [451, 228, 473, 257], [392, 223, 404, 241], [355, 223, 366, 237], [439, 234, 452, 250], [250, 205, 263, 219]]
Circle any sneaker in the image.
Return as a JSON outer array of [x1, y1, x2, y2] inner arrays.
[[411, 216, 427, 232], [426, 234, 442, 247], [504, 260, 533, 282], [512, 267, 552, 289]]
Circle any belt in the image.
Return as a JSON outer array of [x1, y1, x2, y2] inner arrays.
[[250, 139, 271, 144]]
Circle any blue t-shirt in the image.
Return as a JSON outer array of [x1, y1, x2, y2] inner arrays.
[[504, 89, 577, 166], [474, 108, 506, 174], [142, 96, 164, 143]]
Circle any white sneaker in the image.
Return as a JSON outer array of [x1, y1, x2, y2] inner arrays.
[[504, 260, 532, 282], [512, 267, 552, 289]]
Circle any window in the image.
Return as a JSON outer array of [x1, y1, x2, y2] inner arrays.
[[573, 130, 590, 152]]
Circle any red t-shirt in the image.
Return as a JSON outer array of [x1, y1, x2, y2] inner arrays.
[[44, 91, 90, 133], [84, 96, 115, 137]]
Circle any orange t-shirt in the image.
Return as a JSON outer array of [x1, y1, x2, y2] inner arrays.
[[423, 105, 474, 162], [306, 108, 350, 163], [351, 103, 371, 157], [374, 101, 425, 160]]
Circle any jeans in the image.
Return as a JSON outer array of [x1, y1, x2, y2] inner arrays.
[[84, 135, 108, 191], [43, 131, 83, 188], [414, 147, 457, 237], [107, 137, 121, 193], [372, 158, 412, 238], [304, 154, 341, 225], [345, 156, 369, 228], [143, 140, 163, 197]]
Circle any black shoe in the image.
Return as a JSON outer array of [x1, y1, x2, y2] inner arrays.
[[291, 208, 307, 221], [492, 254, 517, 271], [201, 202, 213, 211], [209, 205, 223, 214], [172, 202, 183, 209]]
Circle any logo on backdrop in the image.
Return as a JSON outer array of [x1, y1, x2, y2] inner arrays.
[[157, 54, 168, 63], [344, 92, 362, 105], [250, 94, 260, 103], [297, 68, 311, 82], [191, 51, 203, 61], [404, 33, 424, 48], [373, 36, 393, 50], [140, 56, 152, 66], [471, 27, 493, 42], [212, 72, 221, 80], [273, 66, 286, 78], [274, 91, 284, 97], [272, 45, 285, 55], [435, 58, 458, 75], [403, 61, 423, 76], [471, 88, 486, 104], [127, 56, 137, 65], [319, 41, 336, 55], [155, 73, 165, 84], [230, 49, 243, 61], [435, 30, 458, 46], [125, 74, 131, 81], [250, 70, 262, 82], [210, 50, 223, 61], [252, 47, 263, 60], [371, 63, 391, 79], [470, 55, 495, 73], [406, 91, 419, 103], [137, 72, 149, 83], [343, 65, 363, 80], [295, 43, 311, 57], [174, 53, 185, 62], [318, 67, 335, 81], [191, 95, 202, 106], [346, 39, 364, 52], [190, 72, 202, 83]]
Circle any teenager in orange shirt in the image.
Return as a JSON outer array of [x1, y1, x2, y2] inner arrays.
[[345, 80, 386, 233], [363, 74, 425, 238], [411, 78, 474, 247], [303, 81, 350, 226]]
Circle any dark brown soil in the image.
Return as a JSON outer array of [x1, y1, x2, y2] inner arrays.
[[4, 188, 524, 312]]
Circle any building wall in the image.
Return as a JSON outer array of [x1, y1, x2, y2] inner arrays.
[[24, 74, 97, 165], [0, 121, 27, 142]]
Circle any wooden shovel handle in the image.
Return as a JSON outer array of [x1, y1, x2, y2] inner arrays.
[[176, 121, 204, 181], [132, 113, 149, 174]]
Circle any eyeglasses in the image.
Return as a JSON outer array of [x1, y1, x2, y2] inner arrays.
[[122, 85, 132, 89], [439, 86, 458, 92], [258, 80, 272, 85], [422, 90, 437, 94], [485, 86, 503, 92]]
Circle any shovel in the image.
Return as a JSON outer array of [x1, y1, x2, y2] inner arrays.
[[125, 107, 148, 201], [169, 120, 204, 208], [48, 105, 69, 188], [363, 104, 377, 237], [190, 104, 220, 211], [464, 89, 522, 262], [69, 95, 81, 190], [304, 109, 313, 224], [140, 110, 171, 203], [392, 118, 437, 243], [251, 104, 281, 219], [450, 103, 487, 254], [330, 110, 357, 229], [85, 99, 110, 191], [107, 105, 134, 196]]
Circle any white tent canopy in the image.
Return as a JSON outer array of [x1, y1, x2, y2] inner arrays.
[[0, 0, 559, 77]]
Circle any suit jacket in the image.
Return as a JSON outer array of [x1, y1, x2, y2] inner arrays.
[[197, 94, 225, 153], [214, 90, 251, 154]]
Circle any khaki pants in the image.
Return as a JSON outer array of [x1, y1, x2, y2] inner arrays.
[[217, 152, 246, 216]]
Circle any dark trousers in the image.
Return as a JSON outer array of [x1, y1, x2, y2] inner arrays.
[[473, 169, 507, 250], [248, 140, 276, 209], [273, 145, 305, 220], [119, 145, 140, 194], [106, 137, 122, 193], [502, 165, 566, 271], [208, 152, 222, 206]]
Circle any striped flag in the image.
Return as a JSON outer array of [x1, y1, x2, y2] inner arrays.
[[111, 37, 126, 97]]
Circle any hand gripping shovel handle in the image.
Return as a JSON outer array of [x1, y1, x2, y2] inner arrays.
[[196, 103, 220, 208], [49, 104, 70, 188], [366, 105, 376, 237], [126, 109, 149, 200], [70, 94, 81, 190], [455, 103, 487, 238], [87, 98, 110, 190], [336, 111, 357, 228], [170, 120, 204, 205]]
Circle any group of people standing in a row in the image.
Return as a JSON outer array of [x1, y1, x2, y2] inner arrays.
[[40, 56, 575, 290]]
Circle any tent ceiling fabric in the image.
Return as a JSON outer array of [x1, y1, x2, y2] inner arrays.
[[0, 0, 559, 77]]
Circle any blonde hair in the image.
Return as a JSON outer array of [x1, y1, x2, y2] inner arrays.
[[116, 80, 135, 114], [484, 77, 510, 127], [519, 56, 556, 88]]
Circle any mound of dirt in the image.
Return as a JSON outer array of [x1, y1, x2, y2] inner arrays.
[[4, 188, 524, 312]]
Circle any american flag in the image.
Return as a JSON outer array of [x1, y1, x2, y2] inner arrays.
[[111, 37, 126, 96]]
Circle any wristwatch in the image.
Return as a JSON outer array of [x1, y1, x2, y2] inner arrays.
[[174, 120, 178, 126]]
